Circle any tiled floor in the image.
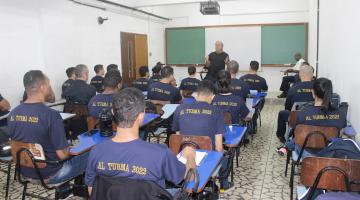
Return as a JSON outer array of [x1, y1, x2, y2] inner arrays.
[[0, 98, 300, 199]]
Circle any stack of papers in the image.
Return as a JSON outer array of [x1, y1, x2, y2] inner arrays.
[[177, 151, 207, 166]]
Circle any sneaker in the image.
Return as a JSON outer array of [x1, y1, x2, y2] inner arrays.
[[276, 147, 288, 156], [220, 182, 234, 191]]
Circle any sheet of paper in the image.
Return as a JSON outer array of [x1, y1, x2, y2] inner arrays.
[[177, 151, 207, 166]]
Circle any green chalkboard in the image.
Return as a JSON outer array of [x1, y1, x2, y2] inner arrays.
[[166, 28, 205, 65], [261, 25, 307, 65]]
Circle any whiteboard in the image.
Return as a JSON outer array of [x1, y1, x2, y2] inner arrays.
[[205, 26, 262, 71]]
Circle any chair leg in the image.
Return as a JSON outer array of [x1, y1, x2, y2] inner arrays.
[[22, 182, 27, 200], [285, 152, 290, 177], [289, 162, 295, 200], [5, 162, 11, 200], [236, 147, 239, 168]]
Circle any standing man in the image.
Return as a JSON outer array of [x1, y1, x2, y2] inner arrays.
[[205, 41, 229, 82], [278, 53, 306, 98]]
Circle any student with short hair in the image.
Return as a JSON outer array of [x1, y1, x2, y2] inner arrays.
[[106, 64, 119, 72], [147, 66, 182, 104], [240, 61, 268, 92], [88, 71, 122, 118], [8, 70, 88, 198], [227, 60, 250, 100], [132, 66, 150, 91], [276, 65, 315, 142], [149, 62, 163, 83], [63, 64, 96, 105], [0, 93, 10, 126], [212, 70, 250, 124], [179, 66, 201, 93], [278, 78, 346, 156], [90, 64, 105, 93], [61, 67, 76, 98], [172, 80, 233, 190], [86, 88, 195, 195]]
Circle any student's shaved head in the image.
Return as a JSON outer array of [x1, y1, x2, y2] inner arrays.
[[227, 60, 239, 74], [299, 65, 314, 81]]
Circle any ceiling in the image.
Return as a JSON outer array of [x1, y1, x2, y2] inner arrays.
[[112, 0, 238, 8]]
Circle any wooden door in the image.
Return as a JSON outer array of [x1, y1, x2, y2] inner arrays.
[[134, 34, 148, 78], [121, 32, 148, 85]]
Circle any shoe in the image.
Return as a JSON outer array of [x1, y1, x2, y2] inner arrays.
[[276, 147, 288, 156], [220, 182, 234, 191], [277, 93, 287, 98]]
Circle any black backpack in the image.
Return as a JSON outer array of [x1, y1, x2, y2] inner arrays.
[[316, 138, 360, 160]]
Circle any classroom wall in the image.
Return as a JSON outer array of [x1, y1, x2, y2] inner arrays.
[[315, 0, 360, 140], [142, 0, 311, 90], [0, 0, 165, 106]]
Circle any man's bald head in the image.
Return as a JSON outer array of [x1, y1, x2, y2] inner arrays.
[[294, 53, 302, 61], [299, 65, 314, 82], [215, 41, 224, 52], [227, 60, 239, 75]]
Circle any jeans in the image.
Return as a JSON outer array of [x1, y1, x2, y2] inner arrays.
[[285, 140, 316, 159], [218, 156, 231, 188], [166, 188, 181, 197], [48, 152, 89, 184], [276, 110, 290, 140], [280, 76, 295, 93]]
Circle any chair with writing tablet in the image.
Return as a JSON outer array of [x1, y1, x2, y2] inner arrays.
[[169, 134, 212, 155], [146, 100, 170, 143], [289, 125, 340, 200], [10, 140, 83, 200]]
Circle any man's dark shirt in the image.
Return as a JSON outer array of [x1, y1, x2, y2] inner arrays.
[[285, 81, 314, 110], [149, 75, 161, 83], [179, 77, 201, 92], [147, 82, 182, 103], [207, 51, 229, 79], [90, 75, 104, 93], [61, 79, 74, 98], [230, 78, 250, 100], [240, 74, 268, 92], [0, 93, 9, 117], [63, 80, 96, 105], [132, 77, 150, 92]]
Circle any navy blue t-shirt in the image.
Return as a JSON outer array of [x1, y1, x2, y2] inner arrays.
[[88, 93, 114, 118], [148, 82, 182, 103], [90, 75, 104, 93], [230, 78, 250, 100], [7, 103, 69, 178], [61, 79, 74, 98], [132, 78, 150, 92], [63, 80, 96, 105], [179, 77, 201, 92], [285, 81, 314, 110], [296, 105, 346, 130], [212, 94, 250, 124], [85, 139, 185, 188], [149, 75, 161, 83], [172, 101, 226, 148], [240, 74, 268, 92]]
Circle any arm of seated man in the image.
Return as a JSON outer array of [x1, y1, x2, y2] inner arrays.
[[56, 146, 71, 160], [215, 134, 224, 152]]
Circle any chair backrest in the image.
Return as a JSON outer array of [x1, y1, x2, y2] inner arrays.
[[149, 100, 170, 115], [10, 140, 46, 169], [288, 110, 299, 129], [223, 112, 232, 125], [87, 116, 117, 132], [301, 157, 360, 192], [181, 90, 193, 98], [294, 124, 339, 149], [169, 134, 212, 154], [63, 104, 89, 118]]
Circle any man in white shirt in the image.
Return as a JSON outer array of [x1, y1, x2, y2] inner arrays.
[[278, 53, 306, 98]]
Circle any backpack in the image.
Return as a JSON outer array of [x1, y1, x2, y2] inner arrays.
[[316, 138, 360, 160]]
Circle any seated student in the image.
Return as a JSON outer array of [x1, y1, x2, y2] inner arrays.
[[132, 66, 150, 92], [8, 70, 88, 197], [278, 78, 346, 156], [106, 64, 119, 72], [278, 53, 306, 98], [179, 66, 201, 94], [149, 62, 163, 83], [147, 66, 182, 104], [0, 93, 10, 126], [227, 60, 250, 100], [86, 88, 196, 195], [88, 71, 122, 118], [212, 70, 250, 124], [276, 65, 315, 142], [61, 67, 76, 98], [63, 64, 96, 105], [90, 64, 105, 93], [240, 61, 268, 92], [172, 80, 233, 190]]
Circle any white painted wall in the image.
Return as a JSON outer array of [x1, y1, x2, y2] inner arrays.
[[0, 0, 165, 107], [142, 0, 311, 90], [314, 0, 360, 140]]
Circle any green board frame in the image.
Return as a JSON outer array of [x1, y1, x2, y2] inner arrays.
[[166, 28, 205, 65], [261, 24, 307, 65]]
